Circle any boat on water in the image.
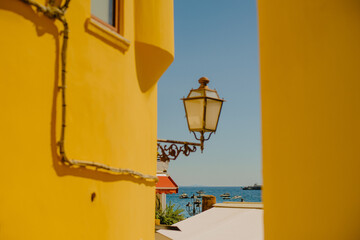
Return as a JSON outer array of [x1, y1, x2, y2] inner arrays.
[[195, 190, 206, 198], [179, 193, 189, 199], [191, 194, 202, 199], [220, 193, 231, 197], [232, 196, 242, 199], [222, 196, 231, 200], [242, 184, 262, 190]]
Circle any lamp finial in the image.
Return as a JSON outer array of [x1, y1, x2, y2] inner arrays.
[[198, 77, 209, 89]]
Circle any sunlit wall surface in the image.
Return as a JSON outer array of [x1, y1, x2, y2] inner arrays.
[[258, 0, 360, 239], [0, 0, 173, 239]]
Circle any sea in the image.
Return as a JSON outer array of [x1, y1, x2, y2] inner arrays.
[[166, 186, 262, 218]]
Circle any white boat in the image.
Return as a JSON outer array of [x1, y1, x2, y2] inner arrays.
[[220, 193, 231, 197], [197, 193, 205, 198], [179, 193, 189, 199], [232, 196, 242, 199]]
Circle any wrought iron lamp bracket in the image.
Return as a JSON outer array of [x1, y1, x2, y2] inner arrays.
[[157, 139, 201, 162], [191, 131, 214, 152], [191, 131, 214, 141]]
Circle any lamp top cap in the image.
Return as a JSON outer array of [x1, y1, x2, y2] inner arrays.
[[198, 77, 210, 89]]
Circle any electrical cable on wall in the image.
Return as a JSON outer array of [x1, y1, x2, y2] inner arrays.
[[20, 0, 158, 182]]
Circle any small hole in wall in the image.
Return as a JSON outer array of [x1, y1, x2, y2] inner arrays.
[[91, 192, 96, 202]]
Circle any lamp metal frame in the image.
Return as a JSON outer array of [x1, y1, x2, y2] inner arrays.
[[157, 77, 225, 161]]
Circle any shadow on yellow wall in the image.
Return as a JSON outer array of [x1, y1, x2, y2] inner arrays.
[[135, 41, 174, 92], [2, 1, 155, 187]]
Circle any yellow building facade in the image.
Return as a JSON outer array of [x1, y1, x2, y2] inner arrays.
[[0, 0, 174, 239], [258, 0, 360, 239]]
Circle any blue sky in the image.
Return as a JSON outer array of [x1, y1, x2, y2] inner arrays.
[[158, 0, 261, 186]]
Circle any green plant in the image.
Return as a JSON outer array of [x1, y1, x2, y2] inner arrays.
[[155, 201, 185, 225]]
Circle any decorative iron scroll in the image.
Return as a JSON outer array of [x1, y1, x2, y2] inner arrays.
[[157, 139, 201, 161]]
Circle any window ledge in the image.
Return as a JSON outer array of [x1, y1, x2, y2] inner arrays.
[[86, 18, 130, 52]]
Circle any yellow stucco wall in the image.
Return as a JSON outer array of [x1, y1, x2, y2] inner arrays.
[[0, 0, 173, 239], [258, 0, 360, 239]]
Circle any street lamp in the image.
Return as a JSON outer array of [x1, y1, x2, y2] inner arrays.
[[182, 77, 225, 152], [157, 77, 225, 161], [185, 194, 202, 216]]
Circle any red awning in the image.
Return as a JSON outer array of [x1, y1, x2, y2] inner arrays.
[[156, 175, 178, 194]]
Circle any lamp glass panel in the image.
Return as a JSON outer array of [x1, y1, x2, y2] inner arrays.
[[189, 89, 204, 98], [205, 90, 219, 98], [205, 99, 222, 131], [184, 99, 205, 130]]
